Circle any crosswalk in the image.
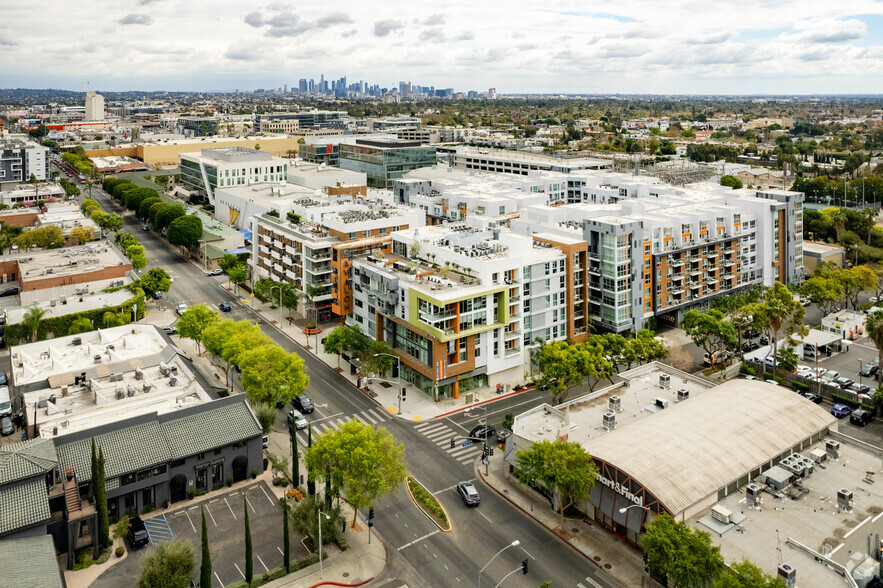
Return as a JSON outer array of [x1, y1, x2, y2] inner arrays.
[[413, 420, 483, 465], [577, 575, 604, 588], [143, 514, 174, 546], [294, 408, 391, 446]]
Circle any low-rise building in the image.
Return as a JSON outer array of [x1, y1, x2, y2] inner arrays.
[[0, 139, 50, 188], [802, 241, 845, 275], [339, 139, 436, 189], [452, 146, 611, 176], [0, 184, 65, 207], [286, 162, 367, 194], [179, 147, 290, 205]]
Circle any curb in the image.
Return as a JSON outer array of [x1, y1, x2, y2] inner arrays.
[[433, 387, 530, 419], [476, 466, 628, 588], [405, 476, 452, 533], [308, 579, 374, 588]]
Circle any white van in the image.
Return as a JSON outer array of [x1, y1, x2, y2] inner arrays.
[[0, 386, 11, 418]]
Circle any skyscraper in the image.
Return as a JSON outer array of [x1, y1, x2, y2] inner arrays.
[[85, 90, 105, 122]]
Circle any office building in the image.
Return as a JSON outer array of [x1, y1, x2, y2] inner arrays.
[[453, 146, 611, 175], [338, 139, 436, 189], [84, 90, 104, 122], [0, 139, 50, 186], [179, 147, 289, 204], [366, 116, 422, 132], [253, 111, 347, 130], [259, 118, 300, 134], [178, 117, 219, 137]]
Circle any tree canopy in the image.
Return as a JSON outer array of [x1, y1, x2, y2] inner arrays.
[[239, 345, 309, 406], [177, 304, 218, 355], [139, 268, 172, 299], [167, 215, 203, 248], [515, 439, 598, 514], [137, 540, 195, 588]]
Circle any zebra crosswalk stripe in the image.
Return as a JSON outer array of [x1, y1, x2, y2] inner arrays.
[[449, 445, 479, 458], [425, 428, 454, 441], [413, 420, 439, 431], [366, 409, 387, 422], [360, 411, 379, 424]]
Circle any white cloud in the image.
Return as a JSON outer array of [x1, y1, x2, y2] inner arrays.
[[118, 14, 152, 26], [374, 19, 403, 37], [784, 19, 868, 43]]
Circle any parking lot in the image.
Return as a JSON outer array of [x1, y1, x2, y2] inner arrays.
[[92, 481, 304, 588]]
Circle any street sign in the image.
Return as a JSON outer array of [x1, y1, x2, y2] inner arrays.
[[482, 458, 490, 465], [461, 440, 473, 448]]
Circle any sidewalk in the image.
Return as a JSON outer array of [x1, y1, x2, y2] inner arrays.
[[477, 452, 648, 588]]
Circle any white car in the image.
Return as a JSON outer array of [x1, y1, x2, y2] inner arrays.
[[870, 296, 879, 303], [176, 304, 188, 316]]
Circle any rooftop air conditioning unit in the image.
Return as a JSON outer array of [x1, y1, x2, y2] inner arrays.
[[655, 397, 669, 409], [134, 367, 143, 380], [777, 563, 796, 588], [169, 366, 178, 375], [109, 373, 122, 382], [659, 374, 670, 389], [142, 383, 152, 393], [810, 448, 827, 463], [127, 385, 136, 396], [93, 355, 102, 364], [72, 337, 81, 346], [608, 396, 621, 413], [169, 375, 178, 386], [745, 483, 762, 506], [107, 344, 114, 351], [159, 362, 170, 375], [711, 505, 732, 524], [115, 388, 125, 399], [826, 439, 840, 459], [837, 488, 854, 510], [677, 389, 690, 402], [602, 412, 615, 431]]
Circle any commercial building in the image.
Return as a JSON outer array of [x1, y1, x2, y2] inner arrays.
[[251, 196, 424, 321], [339, 139, 437, 188], [88, 155, 147, 174], [84, 90, 104, 122], [395, 126, 465, 144], [179, 147, 289, 204], [254, 110, 347, 131], [177, 116, 219, 137], [0, 536, 64, 588], [347, 223, 582, 399], [286, 161, 367, 194], [452, 146, 611, 175], [507, 365, 839, 584], [85, 135, 304, 167], [259, 117, 300, 134], [0, 183, 65, 207], [0, 139, 50, 187], [803, 241, 845, 275], [366, 115, 422, 132]]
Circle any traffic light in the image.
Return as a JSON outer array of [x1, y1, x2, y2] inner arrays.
[[481, 445, 488, 458], [489, 446, 495, 457], [392, 362, 399, 378], [522, 559, 528, 575], [450, 437, 456, 449], [401, 387, 407, 402], [368, 507, 374, 528]]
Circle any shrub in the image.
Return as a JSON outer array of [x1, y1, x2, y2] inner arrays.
[[740, 364, 756, 376], [227, 476, 234, 487], [115, 546, 125, 557], [142, 504, 154, 514], [187, 488, 196, 499], [793, 381, 809, 392], [163, 500, 170, 509], [762, 372, 774, 381], [773, 376, 784, 386], [251, 469, 258, 479], [407, 477, 449, 528]]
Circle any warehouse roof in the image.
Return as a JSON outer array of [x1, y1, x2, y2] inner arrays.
[[584, 379, 837, 516]]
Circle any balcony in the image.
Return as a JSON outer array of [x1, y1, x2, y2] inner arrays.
[[419, 309, 456, 324], [504, 330, 520, 341], [670, 257, 685, 267], [504, 347, 521, 358], [689, 267, 702, 276]]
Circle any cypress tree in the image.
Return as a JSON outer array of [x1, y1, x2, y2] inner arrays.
[[325, 466, 332, 509], [282, 498, 290, 573], [290, 419, 299, 486], [244, 496, 253, 584], [200, 506, 212, 588], [306, 427, 315, 495], [96, 447, 110, 549]]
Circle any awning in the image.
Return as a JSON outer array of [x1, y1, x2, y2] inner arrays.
[[238, 229, 252, 241], [224, 247, 251, 255], [790, 330, 842, 348]]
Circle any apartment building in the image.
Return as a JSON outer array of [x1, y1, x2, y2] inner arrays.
[[179, 147, 289, 204], [452, 146, 611, 176], [366, 116, 422, 132], [259, 118, 301, 134], [251, 196, 424, 321], [84, 90, 105, 122], [0, 139, 50, 187], [395, 126, 465, 144], [348, 224, 584, 399]]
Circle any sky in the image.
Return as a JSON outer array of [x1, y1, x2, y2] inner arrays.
[[3, 1, 883, 94]]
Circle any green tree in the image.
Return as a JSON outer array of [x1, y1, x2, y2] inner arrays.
[[203, 319, 272, 387], [239, 345, 309, 406], [200, 507, 211, 588], [799, 276, 842, 316], [218, 253, 239, 273], [112, 514, 131, 549], [515, 439, 598, 514], [252, 402, 277, 435], [227, 264, 247, 294], [306, 420, 408, 524], [682, 308, 737, 365], [68, 316, 94, 335], [139, 268, 172, 299], [288, 494, 342, 552], [776, 346, 799, 373], [282, 498, 291, 573], [641, 512, 725, 588], [365, 340, 396, 377], [177, 304, 219, 356], [534, 340, 581, 405], [22, 304, 47, 342], [322, 325, 350, 369], [167, 215, 203, 249], [865, 311, 883, 384], [96, 447, 110, 548], [148, 202, 169, 226], [137, 540, 195, 588], [713, 559, 787, 588], [719, 175, 743, 189], [139, 197, 162, 221], [155, 204, 185, 231], [756, 282, 807, 376], [244, 496, 253, 584]]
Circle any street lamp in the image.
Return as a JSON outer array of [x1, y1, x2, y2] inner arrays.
[[270, 285, 283, 327], [479, 539, 520, 588], [619, 504, 651, 514], [859, 359, 864, 390], [318, 509, 330, 578], [374, 352, 403, 414], [198, 239, 208, 271]]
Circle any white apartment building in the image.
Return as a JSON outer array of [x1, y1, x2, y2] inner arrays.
[[0, 138, 50, 186], [348, 224, 572, 399], [84, 91, 105, 122], [179, 147, 289, 204], [452, 146, 611, 175]]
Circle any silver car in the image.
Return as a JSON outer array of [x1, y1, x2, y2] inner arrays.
[[287, 409, 308, 430]]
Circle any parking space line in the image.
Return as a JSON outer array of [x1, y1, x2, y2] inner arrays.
[[184, 510, 196, 533], [259, 484, 275, 506], [257, 554, 269, 573], [224, 497, 237, 520], [234, 563, 245, 579], [245, 495, 256, 513], [277, 546, 285, 556], [214, 571, 223, 587], [205, 503, 217, 527]]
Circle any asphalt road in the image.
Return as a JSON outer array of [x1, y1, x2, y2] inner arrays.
[[78, 176, 618, 588]]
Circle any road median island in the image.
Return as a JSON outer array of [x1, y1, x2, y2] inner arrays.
[[406, 476, 451, 532]]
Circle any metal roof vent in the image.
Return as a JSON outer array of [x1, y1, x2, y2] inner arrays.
[[777, 563, 796, 588], [659, 374, 670, 389], [608, 396, 621, 413], [602, 412, 615, 431]]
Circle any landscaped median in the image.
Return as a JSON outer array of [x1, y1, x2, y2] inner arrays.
[[406, 476, 451, 532]]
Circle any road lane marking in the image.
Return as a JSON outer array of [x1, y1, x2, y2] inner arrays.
[[478, 510, 493, 525], [521, 546, 535, 560], [257, 554, 269, 572], [234, 563, 245, 579], [581, 576, 603, 588], [225, 497, 237, 520], [432, 480, 476, 495], [397, 529, 440, 550]]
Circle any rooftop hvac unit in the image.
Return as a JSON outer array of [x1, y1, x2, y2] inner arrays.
[[107, 344, 115, 351], [142, 383, 152, 393], [115, 387, 125, 399], [655, 397, 669, 409], [711, 505, 732, 524], [127, 385, 136, 397], [169, 365, 178, 375], [109, 373, 122, 382], [608, 396, 621, 413], [826, 439, 841, 459], [93, 355, 102, 364], [677, 389, 690, 402], [777, 563, 796, 588], [159, 362, 170, 375], [602, 412, 616, 430], [169, 375, 178, 387], [838, 488, 854, 510], [134, 367, 143, 380], [72, 337, 81, 346], [659, 373, 670, 389], [810, 448, 827, 463], [746, 483, 762, 506]]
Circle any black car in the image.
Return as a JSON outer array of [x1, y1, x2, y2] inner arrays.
[[850, 409, 873, 427], [292, 394, 314, 414], [741, 341, 759, 352], [468, 425, 496, 441], [848, 382, 871, 395], [802, 392, 823, 404], [0, 416, 13, 436], [219, 302, 232, 312], [127, 516, 149, 549], [457, 481, 481, 506], [759, 335, 770, 345], [0, 287, 19, 297], [860, 364, 879, 378], [743, 330, 760, 340], [835, 377, 855, 389]]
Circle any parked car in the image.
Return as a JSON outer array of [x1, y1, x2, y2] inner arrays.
[[141, 225, 149, 231], [496, 429, 512, 444], [800, 297, 811, 307], [208, 269, 223, 276], [762, 356, 778, 368], [0, 287, 19, 297], [848, 382, 871, 395], [835, 377, 855, 389], [759, 335, 770, 345], [860, 364, 879, 378], [219, 302, 232, 312], [703, 350, 729, 366], [741, 341, 759, 352], [292, 394, 314, 414], [127, 516, 149, 549], [468, 425, 496, 441], [0, 371, 7, 386], [743, 330, 760, 340], [743, 375, 761, 381], [287, 409, 308, 430], [176, 303, 188, 316], [831, 404, 852, 419], [162, 326, 178, 335], [802, 393, 823, 404], [0, 416, 13, 436], [821, 371, 840, 383], [850, 409, 873, 426], [457, 481, 481, 506]]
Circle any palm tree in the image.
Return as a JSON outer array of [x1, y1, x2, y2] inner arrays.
[[866, 312, 883, 386], [23, 304, 47, 342], [831, 209, 847, 241], [865, 207, 877, 245]]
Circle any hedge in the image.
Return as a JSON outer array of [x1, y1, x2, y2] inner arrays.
[[792, 381, 809, 392], [740, 364, 756, 376], [832, 392, 875, 412], [6, 288, 146, 345], [224, 554, 319, 588], [407, 476, 449, 529]]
